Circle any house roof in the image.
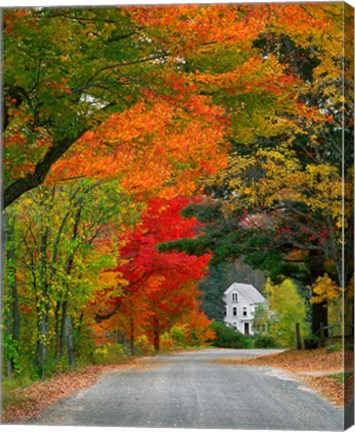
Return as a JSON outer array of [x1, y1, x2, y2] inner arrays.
[[224, 283, 266, 304]]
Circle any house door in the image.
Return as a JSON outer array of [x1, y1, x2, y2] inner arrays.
[[244, 322, 250, 335]]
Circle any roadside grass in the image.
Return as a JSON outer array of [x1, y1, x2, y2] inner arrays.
[[327, 371, 353, 384], [2, 376, 32, 412]]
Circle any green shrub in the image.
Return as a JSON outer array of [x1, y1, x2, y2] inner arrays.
[[170, 324, 189, 347], [135, 335, 154, 355], [93, 343, 126, 364], [254, 334, 279, 348], [326, 343, 342, 353], [160, 333, 175, 351], [2, 376, 32, 411], [209, 322, 252, 348]]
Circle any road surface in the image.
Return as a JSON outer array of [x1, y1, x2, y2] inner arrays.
[[32, 349, 343, 430]]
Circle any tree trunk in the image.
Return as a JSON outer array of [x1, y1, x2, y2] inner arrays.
[[308, 251, 328, 337], [129, 316, 135, 356], [76, 311, 84, 337], [153, 317, 160, 352], [117, 330, 129, 355], [58, 206, 81, 360], [54, 301, 61, 360], [311, 302, 328, 338], [59, 299, 68, 357], [295, 323, 302, 350], [65, 314, 75, 369], [4, 214, 20, 377], [36, 314, 49, 379], [3, 132, 88, 208], [35, 228, 50, 379]]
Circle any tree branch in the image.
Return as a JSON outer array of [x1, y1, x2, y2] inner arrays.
[[4, 135, 78, 208]]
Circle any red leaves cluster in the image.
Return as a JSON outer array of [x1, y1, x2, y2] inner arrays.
[[94, 196, 211, 347], [118, 196, 210, 284]]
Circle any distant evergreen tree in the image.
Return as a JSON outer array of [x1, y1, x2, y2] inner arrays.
[[198, 262, 232, 321]]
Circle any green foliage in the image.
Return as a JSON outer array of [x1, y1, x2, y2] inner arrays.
[[254, 335, 279, 348], [2, 178, 137, 381], [180, 202, 224, 223], [265, 279, 310, 347], [3, 7, 178, 208], [2, 375, 33, 411], [198, 262, 234, 321], [2, 334, 21, 375], [135, 336, 154, 355], [93, 343, 126, 365], [253, 304, 270, 335], [2, 5, 352, 402], [157, 237, 210, 257], [326, 343, 342, 353], [326, 372, 352, 384], [160, 333, 175, 351], [209, 322, 253, 349], [170, 325, 189, 346]]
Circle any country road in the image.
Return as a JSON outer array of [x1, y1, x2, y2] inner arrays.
[[32, 349, 343, 430]]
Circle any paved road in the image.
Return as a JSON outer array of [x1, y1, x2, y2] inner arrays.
[[33, 349, 343, 430]]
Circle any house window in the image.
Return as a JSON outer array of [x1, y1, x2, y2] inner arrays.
[[243, 307, 247, 316], [232, 322, 237, 330], [232, 306, 237, 316], [231, 292, 238, 302]]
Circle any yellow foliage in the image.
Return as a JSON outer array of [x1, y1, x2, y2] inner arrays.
[[310, 274, 342, 304], [265, 278, 310, 347], [96, 270, 127, 291]]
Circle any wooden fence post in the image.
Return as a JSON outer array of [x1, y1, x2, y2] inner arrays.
[[295, 323, 302, 350], [320, 322, 326, 347]]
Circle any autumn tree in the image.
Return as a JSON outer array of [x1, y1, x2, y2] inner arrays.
[[4, 4, 340, 207], [158, 3, 353, 339], [93, 197, 211, 352], [2, 209, 21, 378], [48, 97, 229, 201], [2, 179, 133, 377], [3, 7, 173, 207], [2, 2, 353, 380], [262, 279, 310, 347]]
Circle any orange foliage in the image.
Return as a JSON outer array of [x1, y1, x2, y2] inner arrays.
[[129, 4, 267, 56], [176, 308, 216, 346], [49, 96, 229, 199]]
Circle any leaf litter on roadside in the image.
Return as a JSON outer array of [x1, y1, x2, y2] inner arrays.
[[2, 361, 140, 424], [216, 348, 353, 408]]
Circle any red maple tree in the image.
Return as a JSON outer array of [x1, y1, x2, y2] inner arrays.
[[94, 196, 211, 351]]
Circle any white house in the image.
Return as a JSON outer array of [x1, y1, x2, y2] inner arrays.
[[223, 283, 267, 335]]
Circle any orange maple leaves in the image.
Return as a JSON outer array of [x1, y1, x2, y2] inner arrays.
[[49, 95, 229, 199]]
